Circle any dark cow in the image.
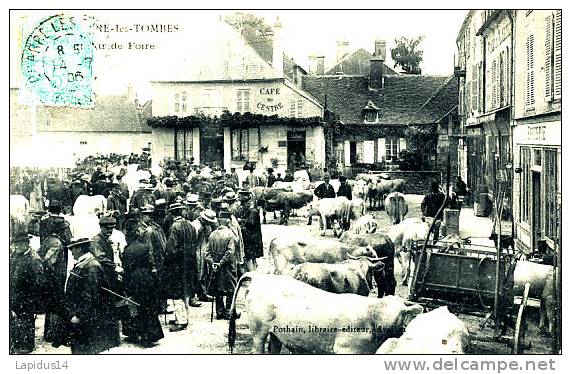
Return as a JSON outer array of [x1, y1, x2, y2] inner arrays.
[[290, 255, 386, 296], [339, 231, 396, 298], [265, 191, 313, 225]]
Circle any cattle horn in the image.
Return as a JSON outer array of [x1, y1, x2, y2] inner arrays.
[[370, 256, 388, 262]]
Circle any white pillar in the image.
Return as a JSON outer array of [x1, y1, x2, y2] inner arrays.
[[224, 126, 231, 171], [344, 140, 351, 166], [192, 128, 200, 164]]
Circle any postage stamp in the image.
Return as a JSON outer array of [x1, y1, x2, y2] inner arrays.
[[20, 14, 95, 107]]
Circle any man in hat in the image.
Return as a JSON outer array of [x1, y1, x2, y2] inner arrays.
[[190, 209, 218, 302], [91, 216, 123, 291], [314, 173, 336, 200], [10, 218, 45, 354], [283, 169, 294, 182], [421, 180, 446, 241], [337, 175, 353, 201], [223, 192, 240, 216], [107, 182, 127, 230], [158, 178, 178, 207], [165, 203, 200, 332], [184, 194, 203, 221], [246, 167, 259, 189], [37, 215, 72, 346], [276, 172, 284, 183], [65, 238, 120, 354], [201, 191, 212, 210], [266, 168, 276, 188], [130, 179, 156, 211], [229, 167, 240, 190], [206, 210, 239, 319], [237, 190, 263, 272], [39, 200, 65, 244]]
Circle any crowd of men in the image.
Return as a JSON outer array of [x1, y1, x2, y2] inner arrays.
[[10, 155, 272, 354]]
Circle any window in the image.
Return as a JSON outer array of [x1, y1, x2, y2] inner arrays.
[[297, 99, 304, 117], [174, 93, 180, 113], [289, 100, 296, 117], [174, 91, 187, 113], [520, 147, 531, 223], [231, 128, 249, 160], [80, 141, 87, 145], [554, 10, 562, 99], [175, 129, 193, 160], [526, 34, 535, 109], [364, 110, 377, 123], [385, 137, 400, 161], [544, 149, 558, 240], [236, 89, 250, 113]]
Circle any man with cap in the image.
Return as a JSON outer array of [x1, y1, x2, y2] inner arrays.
[[130, 180, 156, 212], [37, 215, 72, 346], [421, 180, 446, 241], [107, 182, 127, 230], [90, 216, 123, 292], [314, 173, 336, 200], [91, 166, 105, 184], [337, 175, 353, 201], [39, 200, 66, 244], [205, 210, 238, 320], [237, 189, 263, 272], [190, 209, 218, 302], [157, 178, 178, 207], [121, 214, 164, 347], [165, 203, 200, 332], [10, 218, 45, 354], [65, 238, 120, 354]]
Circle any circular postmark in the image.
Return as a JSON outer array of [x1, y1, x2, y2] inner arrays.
[[21, 14, 95, 107]]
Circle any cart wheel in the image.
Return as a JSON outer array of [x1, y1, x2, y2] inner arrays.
[[512, 282, 530, 354]]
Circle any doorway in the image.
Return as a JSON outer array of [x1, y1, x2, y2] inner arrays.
[[531, 171, 541, 253], [350, 141, 357, 164], [200, 127, 224, 168], [287, 131, 306, 170]]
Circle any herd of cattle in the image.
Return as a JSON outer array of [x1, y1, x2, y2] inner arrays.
[[10, 169, 557, 354]]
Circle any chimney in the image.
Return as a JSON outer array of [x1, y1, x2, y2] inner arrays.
[[336, 39, 349, 63], [374, 39, 387, 59], [308, 55, 317, 75], [316, 56, 325, 75], [127, 83, 138, 106], [272, 17, 284, 76]]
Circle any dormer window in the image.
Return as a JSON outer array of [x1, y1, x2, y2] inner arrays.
[[363, 100, 380, 123]]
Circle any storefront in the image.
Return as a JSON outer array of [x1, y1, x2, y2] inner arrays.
[[512, 119, 561, 255]]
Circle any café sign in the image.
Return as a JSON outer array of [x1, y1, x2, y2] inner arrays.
[[256, 87, 283, 112]]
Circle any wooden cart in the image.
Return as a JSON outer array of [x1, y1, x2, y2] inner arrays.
[[407, 240, 530, 354]]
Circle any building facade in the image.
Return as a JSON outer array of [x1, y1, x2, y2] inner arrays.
[[512, 10, 561, 254], [149, 18, 325, 173], [456, 9, 561, 254], [303, 41, 458, 178]]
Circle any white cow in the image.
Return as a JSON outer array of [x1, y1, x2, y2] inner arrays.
[[10, 195, 30, 220], [307, 196, 351, 237], [377, 306, 470, 354], [350, 214, 379, 235], [73, 195, 107, 216], [349, 198, 367, 220]]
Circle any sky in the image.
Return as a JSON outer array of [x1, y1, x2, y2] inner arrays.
[[11, 10, 467, 101]]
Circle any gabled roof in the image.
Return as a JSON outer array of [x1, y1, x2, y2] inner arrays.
[[302, 74, 457, 125], [326, 48, 399, 76], [36, 94, 145, 133]]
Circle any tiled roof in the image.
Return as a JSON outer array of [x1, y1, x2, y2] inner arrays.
[[36, 95, 145, 133], [302, 74, 457, 125], [326, 48, 399, 76]]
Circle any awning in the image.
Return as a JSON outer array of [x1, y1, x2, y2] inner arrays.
[[465, 106, 510, 127]]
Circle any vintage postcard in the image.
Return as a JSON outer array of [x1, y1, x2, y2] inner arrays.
[[8, 8, 562, 367]]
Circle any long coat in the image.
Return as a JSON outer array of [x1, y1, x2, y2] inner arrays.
[[90, 232, 120, 289], [205, 226, 238, 294], [240, 204, 264, 260], [122, 240, 164, 344], [165, 217, 198, 298], [66, 253, 120, 354], [38, 234, 69, 343], [10, 242, 45, 353], [190, 219, 212, 282]]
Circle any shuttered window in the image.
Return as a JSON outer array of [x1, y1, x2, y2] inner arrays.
[[297, 99, 304, 117], [520, 147, 531, 223], [289, 100, 296, 117], [526, 34, 535, 109], [471, 64, 478, 113], [554, 10, 562, 99], [236, 89, 250, 113], [491, 59, 498, 109], [544, 149, 558, 240], [545, 14, 554, 101]]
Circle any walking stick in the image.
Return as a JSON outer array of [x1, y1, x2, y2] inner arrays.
[[68, 270, 140, 307], [206, 268, 216, 322]]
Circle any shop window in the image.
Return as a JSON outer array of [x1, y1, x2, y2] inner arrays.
[[231, 128, 249, 160], [544, 149, 558, 240], [175, 129, 193, 160], [520, 147, 531, 223]]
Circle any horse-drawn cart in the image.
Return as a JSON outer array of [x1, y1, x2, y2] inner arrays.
[[407, 240, 531, 354]]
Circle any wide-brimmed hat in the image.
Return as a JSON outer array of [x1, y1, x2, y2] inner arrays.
[[141, 204, 155, 213], [168, 202, 185, 211], [184, 194, 199, 205], [154, 198, 167, 208], [99, 216, 117, 227], [200, 209, 218, 224], [67, 238, 92, 249], [218, 210, 232, 220]]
